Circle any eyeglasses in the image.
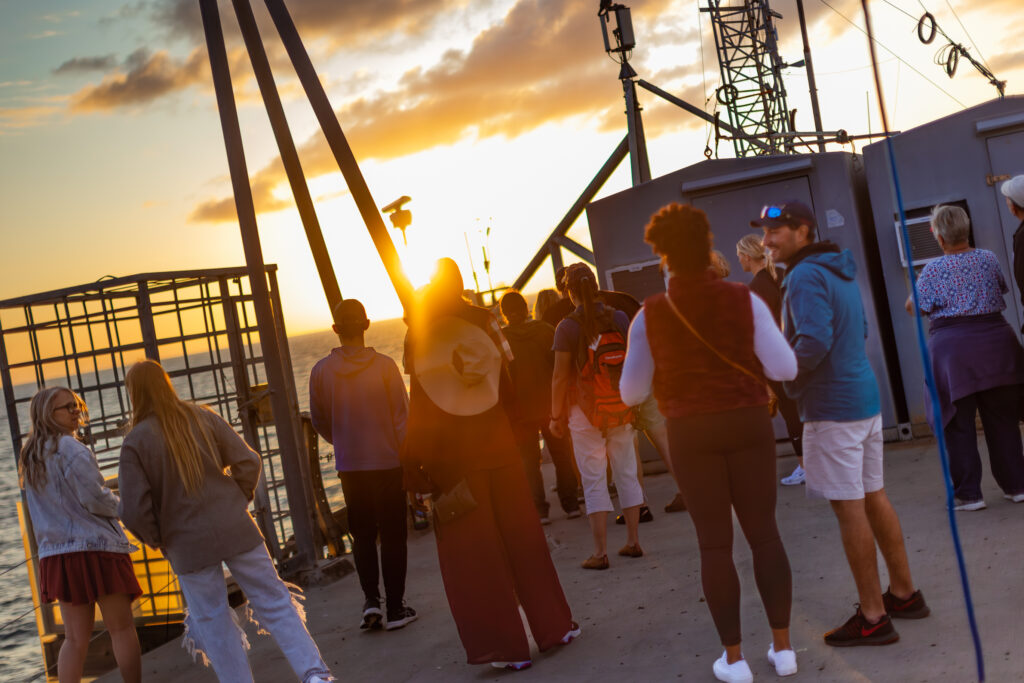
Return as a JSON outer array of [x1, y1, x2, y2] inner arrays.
[[54, 401, 81, 414]]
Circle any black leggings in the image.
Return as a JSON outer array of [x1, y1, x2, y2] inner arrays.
[[668, 405, 792, 646]]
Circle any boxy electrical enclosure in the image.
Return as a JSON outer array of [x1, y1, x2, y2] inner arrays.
[[863, 96, 1024, 430], [585, 151, 909, 439]]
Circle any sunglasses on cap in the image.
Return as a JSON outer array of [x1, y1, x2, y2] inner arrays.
[[760, 205, 788, 220]]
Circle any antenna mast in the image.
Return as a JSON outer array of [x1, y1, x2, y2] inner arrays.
[[701, 0, 792, 156]]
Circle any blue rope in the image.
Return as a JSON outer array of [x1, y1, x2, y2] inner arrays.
[[858, 1, 984, 679]]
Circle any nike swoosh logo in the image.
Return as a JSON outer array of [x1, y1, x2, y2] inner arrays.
[[860, 621, 886, 636]]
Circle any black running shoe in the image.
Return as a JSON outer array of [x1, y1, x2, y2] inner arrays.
[[361, 598, 384, 630], [385, 603, 418, 631], [823, 608, 899, 647], [616, 505, 654, 525], [883, 589, 930, 619]]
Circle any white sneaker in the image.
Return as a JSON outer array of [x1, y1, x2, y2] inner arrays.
[[561, 621, 581, 644], [781, 465, 805, 486], [1004, 493, 1024, 503], [953, 499, 986, 511], [713, 651, 753, 683], [767, 644, 797, 676], [491, 661, 531, 671]]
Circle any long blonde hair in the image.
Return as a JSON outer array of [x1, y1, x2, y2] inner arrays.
[[533, 288, 560, 321], [19, 387, 88, 490], [736, 234, 777, 280], [125, 359, 219, 496]]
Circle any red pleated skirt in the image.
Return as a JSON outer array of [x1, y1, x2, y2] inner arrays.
[[39, 551, 142, 605]]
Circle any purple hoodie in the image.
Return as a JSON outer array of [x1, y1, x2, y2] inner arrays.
[[309, 346, 408, 472]]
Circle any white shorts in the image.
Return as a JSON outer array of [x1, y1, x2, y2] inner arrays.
[[802, 414, 884, 501], [568, 405, 645, 514]]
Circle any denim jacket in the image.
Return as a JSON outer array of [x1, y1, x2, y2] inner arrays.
[[24, 435, 137, 559]]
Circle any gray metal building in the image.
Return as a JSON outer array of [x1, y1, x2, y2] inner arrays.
[[863, 96, 1024, 428]]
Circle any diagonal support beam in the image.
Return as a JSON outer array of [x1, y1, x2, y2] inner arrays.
[[553, 235, 594, 263], [512, 136, 628, 291], [231, 0, 342, 317], [263, 0, 413, 313]]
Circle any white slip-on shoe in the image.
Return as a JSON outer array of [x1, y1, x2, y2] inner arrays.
[[953, 499, 986, 511], [712, 651, 753, 683], [1003, 493, 1024, 503], [780, 465, 805, 486], [767, 644, 798, 676]]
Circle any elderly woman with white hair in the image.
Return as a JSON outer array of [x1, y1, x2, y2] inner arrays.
[[907, 204, 1024, 511]]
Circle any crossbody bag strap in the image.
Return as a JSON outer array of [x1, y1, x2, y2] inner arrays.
[[663, 294, 768, 390]]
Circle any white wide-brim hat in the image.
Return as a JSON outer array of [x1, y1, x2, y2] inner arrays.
[[413, 316, 501, 416]]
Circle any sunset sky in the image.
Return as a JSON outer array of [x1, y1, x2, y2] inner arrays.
[[1, 0, 1022, 333]]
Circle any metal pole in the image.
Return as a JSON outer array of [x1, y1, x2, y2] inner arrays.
[[621, 68, 651, 186], [512, 136, 629, 291], [795, 0, 826, 153], [637, 80, 774, 153], [198, 0, 317, 572], [262, 0, 413, 313], [231, 0, 342, 316]]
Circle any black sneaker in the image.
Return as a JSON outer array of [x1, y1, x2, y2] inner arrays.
[[823, 607, 899, 647], [883, 588, 930, 619], [616, 505, 654, 525], [360, 598, 384, 630], [385, 603, 418, 631]]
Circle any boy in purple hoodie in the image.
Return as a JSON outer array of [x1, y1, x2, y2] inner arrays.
[[309, 299, 417, 632]]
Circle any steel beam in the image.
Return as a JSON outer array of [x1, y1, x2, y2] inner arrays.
[[263, 0, 413, 313], [231, 0, 343, 316], [512, 136, 628, 291], [198, 0, 317, 571]]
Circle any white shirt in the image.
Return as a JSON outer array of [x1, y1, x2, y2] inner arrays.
[[620, 292, 798, 407]]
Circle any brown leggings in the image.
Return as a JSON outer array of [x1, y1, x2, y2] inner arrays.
[[667, 405, 792, 646]]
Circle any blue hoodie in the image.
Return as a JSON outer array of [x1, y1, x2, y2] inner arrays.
[[781, 243, 880, 422], [309, 346, 408, 472]]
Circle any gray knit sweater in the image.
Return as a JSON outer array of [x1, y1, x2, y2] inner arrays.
[[118, 408, 264, 574]]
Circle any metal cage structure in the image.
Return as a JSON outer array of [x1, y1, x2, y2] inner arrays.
[[702, 0, 792, 157], [0, 266, 337, 676]]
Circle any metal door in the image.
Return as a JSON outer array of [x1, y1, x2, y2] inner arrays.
[[986, 130, 1024, 331]]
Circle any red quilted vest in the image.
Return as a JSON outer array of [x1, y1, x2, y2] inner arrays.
[[644, 271, 770, 418]]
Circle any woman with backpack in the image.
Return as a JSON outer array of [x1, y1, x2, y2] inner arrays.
[[621, 204, 798, 682], [550, 262, 644, 569]]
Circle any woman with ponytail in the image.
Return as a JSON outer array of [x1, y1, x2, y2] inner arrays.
[[20, 386, 141, 683], [737, 234, 806, 486], [550, 262, 645, 569], [118, 359, 332, 683]]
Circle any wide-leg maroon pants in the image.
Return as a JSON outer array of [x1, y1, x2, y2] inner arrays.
[[434, 463, 574, 664]]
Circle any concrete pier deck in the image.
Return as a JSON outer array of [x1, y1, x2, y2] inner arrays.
[[98, 439, 1022, 682]]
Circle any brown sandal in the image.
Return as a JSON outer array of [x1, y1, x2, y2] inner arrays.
[[581, 554, 609, 570], [618, 543, 644, 558]]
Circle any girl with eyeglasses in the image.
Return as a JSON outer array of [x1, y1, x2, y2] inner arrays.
[[19, 386, 142, 683]]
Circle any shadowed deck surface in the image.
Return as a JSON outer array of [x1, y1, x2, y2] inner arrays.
[[97, 438, 1021, 682]]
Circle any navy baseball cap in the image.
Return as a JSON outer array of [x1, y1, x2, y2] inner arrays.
[[749, 200, 816, 230]]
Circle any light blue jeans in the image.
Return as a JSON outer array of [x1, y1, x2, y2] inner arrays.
[[176, 542, 330, 683]]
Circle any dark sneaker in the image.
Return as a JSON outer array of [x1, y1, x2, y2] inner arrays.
[[664, 493, 687, 513], [883, 589, 930, 619], [823, 608, 899, 647], [360, 598, 383, 630], [385, 603, 418, 631], [615, 506, 654, 525]]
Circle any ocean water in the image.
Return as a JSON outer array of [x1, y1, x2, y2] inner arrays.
[[0, 320, 407, 681]]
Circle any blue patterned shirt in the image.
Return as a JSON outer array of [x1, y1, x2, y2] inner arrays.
[[915, 249, 1008, 319]]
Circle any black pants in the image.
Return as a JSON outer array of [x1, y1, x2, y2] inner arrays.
[[338, 467, 408, 608], [513, 420, 580, 515], [944, 384, 1024, 502], [769, 380, 802, 456], [667, 406, 792, 646]]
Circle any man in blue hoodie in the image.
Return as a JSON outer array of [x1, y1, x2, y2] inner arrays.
[[309, 299, 417, 632], [754, 201, 927, 648]]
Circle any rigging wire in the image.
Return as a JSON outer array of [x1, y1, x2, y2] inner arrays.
[[942, 0, 990, 69], [859, 0, 985, 679], [816, 0, 966, 107]]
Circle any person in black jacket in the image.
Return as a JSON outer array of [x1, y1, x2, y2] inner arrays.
[[737, 234, 805, 486], [500, 291, 582, 521]]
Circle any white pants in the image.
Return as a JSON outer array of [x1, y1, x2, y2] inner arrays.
[[568, 405, 645, 514], [176, 543, 330, 683]]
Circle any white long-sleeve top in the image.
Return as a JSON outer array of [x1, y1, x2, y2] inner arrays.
[[620, 292, 798, 407]]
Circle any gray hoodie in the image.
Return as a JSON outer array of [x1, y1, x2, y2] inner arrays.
[[309, 346, 408, 472]]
